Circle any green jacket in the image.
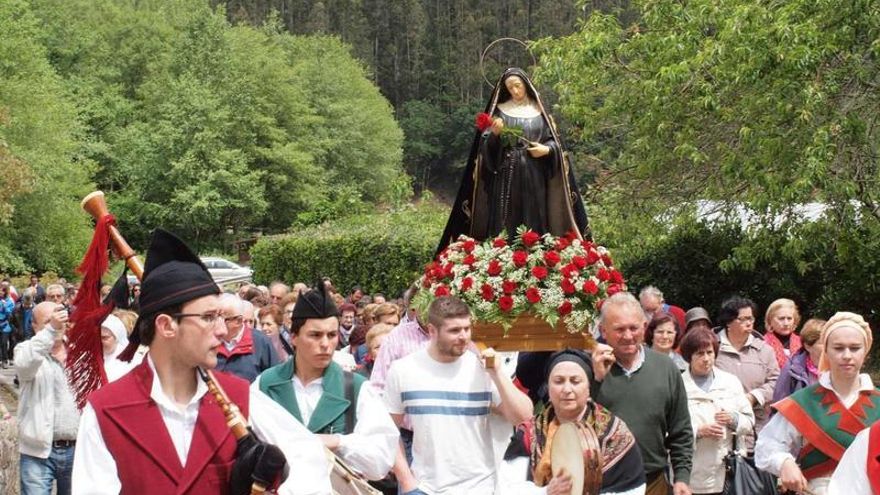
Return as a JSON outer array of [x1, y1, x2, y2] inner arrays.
[[258, 357, 366, 434]]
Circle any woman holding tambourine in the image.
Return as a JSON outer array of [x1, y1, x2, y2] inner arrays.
[[505, 350, 646, 494]]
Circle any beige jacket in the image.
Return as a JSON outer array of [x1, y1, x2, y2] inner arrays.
[[684, 367, 755, 494]]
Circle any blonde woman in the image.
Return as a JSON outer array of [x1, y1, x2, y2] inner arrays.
[[763, 298, 802, 370]]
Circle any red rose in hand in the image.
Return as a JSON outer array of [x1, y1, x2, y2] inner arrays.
[[502, 280, 517, 295], [498, 295, 514, 313], [475, 112, 494, 132], [462, 254, 476, 266], [462, 239, 476, 253], [531, 266, 548, 280], [481, 283, 495, 301], [561, 263, 579, 279], [561, 278, 577, 295], [461, 277, 474, 291], [596, 268, 611, 282], [582, 280, 598, 295], [558, 301, 573, 316], [572, 256, 587, 269], [512, 250, 529, 267], [525, 287, 541, 303], [543, 251, 561, 267], [607, 283, 622, 296], [522, 230, 540, 247], [493, 238, 507, 248], [434, 285, 450, 297], [610, 269, 624, 284], [585, 250, 600, 265]]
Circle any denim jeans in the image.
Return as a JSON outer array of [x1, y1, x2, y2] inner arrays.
[[20, 445, 74, 495]]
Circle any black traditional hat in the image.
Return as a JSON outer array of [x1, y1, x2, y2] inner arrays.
[[292, 282, 339, 320], [119, 229, 220, 359]]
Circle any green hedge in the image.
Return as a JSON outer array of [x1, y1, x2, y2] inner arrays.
[[250, 202, 447, 297]]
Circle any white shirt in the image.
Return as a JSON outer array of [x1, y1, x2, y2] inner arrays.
[[754, 372, 875, 494], [828, 426, 873, 495], [385, 349, 502, 494], [251, 373, 399, 481], [72, 356, 331, 494]]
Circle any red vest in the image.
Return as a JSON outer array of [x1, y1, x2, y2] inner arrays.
[[89, 360, 250, 495], [869, 422, 880, 494]]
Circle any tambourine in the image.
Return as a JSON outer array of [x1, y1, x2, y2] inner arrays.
[[549, 422, 603, 495]]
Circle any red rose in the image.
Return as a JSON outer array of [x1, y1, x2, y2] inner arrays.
[[558, 300, 573, 316], [512, 250, 528, 267], [585, 250, 600, 265], [561, 263, 579, 279], [561, 278, 577, 295], [461, 277, 474, 291], [498, 295, 514, 312], [434, 285, 450, 297], [610, 269, 624, 284], [602, 253, 613, 266], [487, 259, 503, 276], [422, 278, 432, 288], [555, 238, 570, 251], [543, 251, 561, 267], [462, 254, 476, 266], [596, 268, 610, 282], [431, 267, 445, 279], [475, 112, 494, 132], [481, 283, 495, 301], [522, 230, 540, 247], [462, 240, 476, 253], [572, 256, 587, 269], [531, 266, 548, 280], [502, 279, 517, 295], [565, 229, 579, 241], [582, 280, 598, 295], [607, 283, 622, 296], [443, 262, 454, 277], [493, 238, 507, 248], [525, 287, 541, 303]]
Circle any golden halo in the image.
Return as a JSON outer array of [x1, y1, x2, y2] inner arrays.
[[480, 38, 538, 88]]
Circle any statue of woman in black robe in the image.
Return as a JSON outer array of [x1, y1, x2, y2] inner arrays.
[[436, 68, 589, 254]]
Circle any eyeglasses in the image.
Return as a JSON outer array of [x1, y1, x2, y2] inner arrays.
[[224, 315, 244, 324], [736, 316, 755, 323], [173, 311, 222, 326]]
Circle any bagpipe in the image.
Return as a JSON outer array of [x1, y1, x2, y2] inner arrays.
[[68, 191, 284, 495]]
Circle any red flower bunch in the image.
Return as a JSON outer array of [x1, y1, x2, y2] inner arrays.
[[512, 250, 529, 267], [475, 112, 494, 132], [522, 230, 541, 247]]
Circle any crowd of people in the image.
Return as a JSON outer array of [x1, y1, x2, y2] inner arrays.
[[0, 245, 878, 495]]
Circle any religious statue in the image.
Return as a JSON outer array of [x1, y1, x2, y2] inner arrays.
[[437, 67, 589, 254]]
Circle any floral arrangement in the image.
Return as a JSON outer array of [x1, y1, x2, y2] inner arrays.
[[413, 227, 626, 334]]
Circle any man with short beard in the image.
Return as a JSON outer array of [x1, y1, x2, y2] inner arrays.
[[384, 296, 533, 494]]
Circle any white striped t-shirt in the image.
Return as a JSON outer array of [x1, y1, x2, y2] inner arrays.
[[385, 348, 501, 494]]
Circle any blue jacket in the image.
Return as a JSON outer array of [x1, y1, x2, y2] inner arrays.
[[0, 296, 14, 334], [215, 327, 278, 383]]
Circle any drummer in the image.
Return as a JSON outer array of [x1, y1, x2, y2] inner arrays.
[[252, 283, 399, 481], [504, 349, 646, 494]]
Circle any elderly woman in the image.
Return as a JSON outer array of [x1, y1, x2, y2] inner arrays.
[[645, 313, 687, 372], [755, 312, 880, 495], [505, 350, 645, 494], [713, 296, 779, 448], [259, 303, 291, 361], [763, 298, 802, 370], [357, 322, 394, 378], [771, 317, 825, 403], [681, 329, 755, 494]]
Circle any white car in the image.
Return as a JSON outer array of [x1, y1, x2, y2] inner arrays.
[[200, 257, 253, 283]]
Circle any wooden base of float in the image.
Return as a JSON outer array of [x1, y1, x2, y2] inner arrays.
[[472, 314, 596, 352]]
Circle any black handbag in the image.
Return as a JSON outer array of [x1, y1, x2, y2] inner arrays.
[[721, 433, 779, 495]]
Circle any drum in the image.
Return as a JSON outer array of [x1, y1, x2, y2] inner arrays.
[[326, 450, 381, 495], [549, 422, 603, 495]]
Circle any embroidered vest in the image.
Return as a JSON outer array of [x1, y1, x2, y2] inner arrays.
[[89, 360, 250, 495], [774, 382, 880, 479], [258, 356, 365, 434]]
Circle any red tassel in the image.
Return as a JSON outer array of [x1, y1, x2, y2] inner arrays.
[[66, 214, 116, 409]]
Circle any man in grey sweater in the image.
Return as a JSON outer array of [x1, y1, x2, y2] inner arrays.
[[592, 292, 693, 495]]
